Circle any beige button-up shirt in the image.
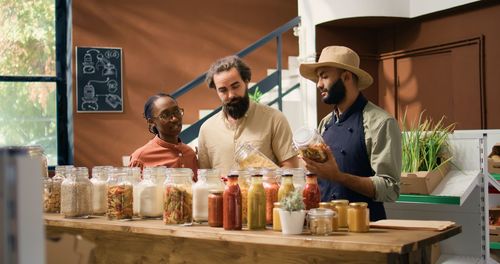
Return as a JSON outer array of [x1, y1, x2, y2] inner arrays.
[[198, 101, 297, 174]]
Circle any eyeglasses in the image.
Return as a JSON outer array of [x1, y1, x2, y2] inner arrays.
[[156, 108, 184, 120]]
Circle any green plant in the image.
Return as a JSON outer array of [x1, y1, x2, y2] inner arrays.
[[401, 110, 455, 173], [280, 189, 305, 212], [249, 86, 263, 103]]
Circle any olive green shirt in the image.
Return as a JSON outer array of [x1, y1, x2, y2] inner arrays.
[[318, 101, 401, 202]]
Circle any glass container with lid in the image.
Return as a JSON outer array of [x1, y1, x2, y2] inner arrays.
[[192, 169, 223, 222], [263, 168, 279, 225], [223, 172, 242, 230], [303, 172, 321, 210], [347, 202, 370, 232], [90, 166, 111, 215], [307, 208, 335, 235], [234, 142, 279, 169], [247, 169, 266, 230], [163, 168, 193, 225], [107, 167, 133, 220], [331, 199, 349, 228], [208, 190, 223, 227], [137, 167, 163, 218], [293, 127, 328, 163], [43, 165, 73, 213], [278, 171, 295, 202], [60, 167, 92, 218]]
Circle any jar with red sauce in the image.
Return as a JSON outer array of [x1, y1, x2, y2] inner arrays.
[[263, 169, 279, 225], [223, 173, 242, 230], [208, 190, 223, 227], [303, 172, 321, 210]]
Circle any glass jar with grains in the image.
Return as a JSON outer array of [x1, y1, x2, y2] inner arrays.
[[163, 168, 193, 225], [90, 166, 111, 215], [44, 165, 73, 213], [192, 169, 223, 223], [60, 167, 92, 218], [136, 167, 164, 218], [307, 208, 335, 236]]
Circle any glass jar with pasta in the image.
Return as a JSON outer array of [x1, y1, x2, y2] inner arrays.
[[293, 127, 328, 163], [234, 142, 279, 169], [107, 167, 134, 220], [163, 168, 193, 225]]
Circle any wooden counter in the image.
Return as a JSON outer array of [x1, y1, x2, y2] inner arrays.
[[44, 214, 460, 264]]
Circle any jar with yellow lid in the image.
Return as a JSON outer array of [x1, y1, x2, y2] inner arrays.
[[331, 199, 349, 228], [319, 202, 338, 231], [347, 202, 369, 232], [273, 202, 282, 231]]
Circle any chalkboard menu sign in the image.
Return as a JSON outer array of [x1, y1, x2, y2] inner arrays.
[[76, 47, 123, 112]]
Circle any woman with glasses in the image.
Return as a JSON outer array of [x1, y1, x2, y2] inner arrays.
[[129, 93, 198, 181]]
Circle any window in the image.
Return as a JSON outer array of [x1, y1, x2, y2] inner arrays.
[[0, 0, 70, 166]]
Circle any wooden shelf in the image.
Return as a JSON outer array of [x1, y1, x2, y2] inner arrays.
[[397, 170, 480, 205]]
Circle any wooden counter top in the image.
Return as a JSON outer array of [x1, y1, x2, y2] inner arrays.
[[44, 214, 460, 255]]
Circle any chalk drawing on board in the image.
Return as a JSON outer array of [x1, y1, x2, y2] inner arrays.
[[76, 46, 123, 112]]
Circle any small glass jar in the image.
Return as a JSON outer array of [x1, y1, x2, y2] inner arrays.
[[43, 165, 72, 213], [234, 142, 278, 169], [223, 173, 242, 230], [107, 167, 134, 220], [319, 202, 338, 231], [307, 208, 335, 236], [237, 170, 250, 225], [293, 127, 328, 163], [90, 166, 111, 215], [137, 167, 163, 218], [303, 172, 321, 210], [263, 169, 279, 225], [247, 170, 266, 230], [348, 202, 370, 233], [331, 199, 349, 228], [60, 167, 92, 218], [192, 169, 222, 223], [278, 172, 295, 202], [163, 168, 193, 225], [273, 202, 282, 231], [208, 190, 223, 227]]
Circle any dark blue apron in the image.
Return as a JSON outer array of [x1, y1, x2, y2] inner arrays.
[[319, 94, 386, 221]]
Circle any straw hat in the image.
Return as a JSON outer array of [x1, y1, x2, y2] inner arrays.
[[299, 46, 373, 90]]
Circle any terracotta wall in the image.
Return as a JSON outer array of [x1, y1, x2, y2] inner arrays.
[[314, 2, 500, 129], [72, 0, 298, 167]]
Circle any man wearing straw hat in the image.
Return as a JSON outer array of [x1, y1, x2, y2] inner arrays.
[[299, 46, 401, 221]]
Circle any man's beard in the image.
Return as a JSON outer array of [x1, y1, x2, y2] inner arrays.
[[323, 78, 346, 105], [224, 91, 250, 119]]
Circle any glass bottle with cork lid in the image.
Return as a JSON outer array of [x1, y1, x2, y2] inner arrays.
[[303, 171, 321, 210], [247, 168, 266, 230], [347, 202, 370, 232], [163, 168, 193, 225], [223, 172, 242, 230], [60, 167, 92, 218], [106, 167, 133, 220]]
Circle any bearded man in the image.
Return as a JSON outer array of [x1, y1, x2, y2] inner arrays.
[[198, 56, 299, 173], [299, 46, 401, 221]]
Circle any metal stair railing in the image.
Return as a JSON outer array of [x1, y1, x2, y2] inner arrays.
[[172, 16, 301, 143]]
